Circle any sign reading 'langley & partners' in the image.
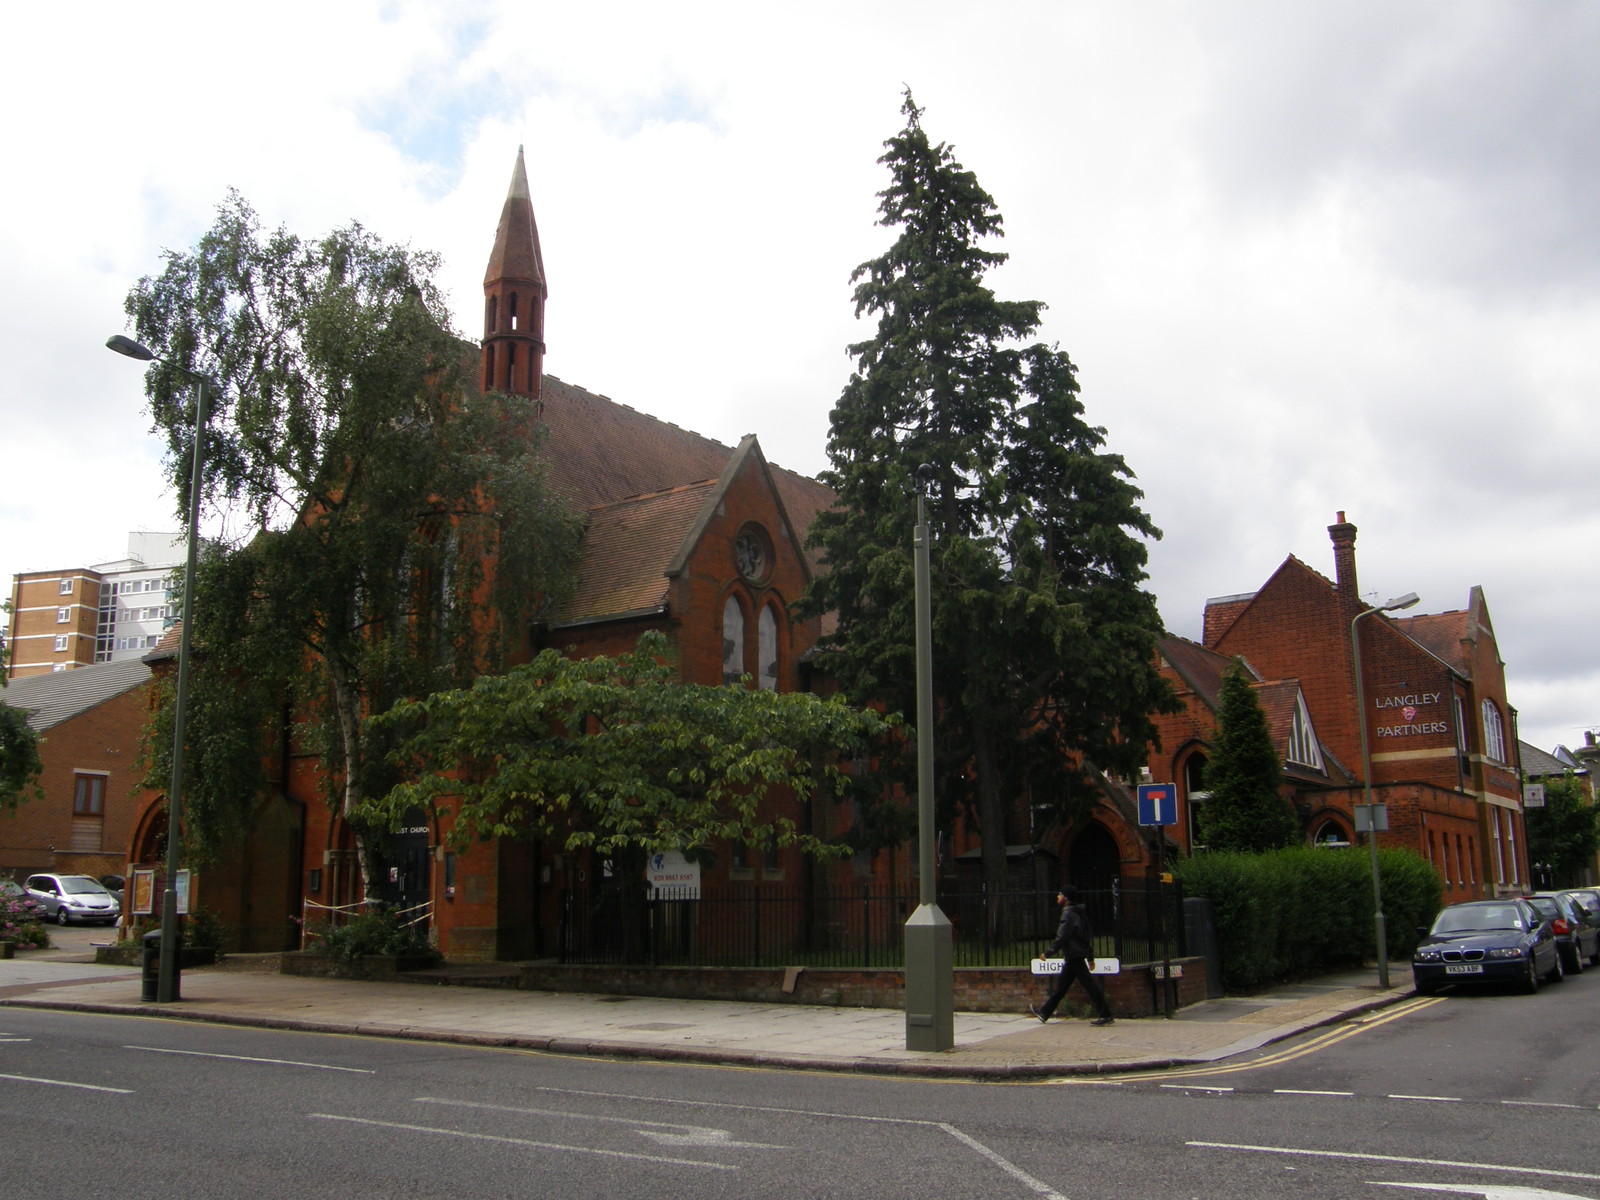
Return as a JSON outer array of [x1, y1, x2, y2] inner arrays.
[[1373, 690, 1450, 738]]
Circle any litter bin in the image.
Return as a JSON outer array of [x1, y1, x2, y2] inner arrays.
[[140, 928, 180, 1002]]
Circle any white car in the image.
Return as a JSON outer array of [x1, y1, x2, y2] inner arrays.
[[24, 873, 122, 926]]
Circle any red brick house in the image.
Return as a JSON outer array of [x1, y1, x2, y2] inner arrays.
[[1147, 513, 1525, 902], [0, 658, 153, 885]]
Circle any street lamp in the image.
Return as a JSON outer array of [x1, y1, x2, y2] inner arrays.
[[106, 333, 212, 1004], [1351, 590, 1420, 990], [904, 463, 953, 1051]]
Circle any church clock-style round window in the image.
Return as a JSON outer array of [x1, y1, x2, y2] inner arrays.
[[734, 525, 771, 584]]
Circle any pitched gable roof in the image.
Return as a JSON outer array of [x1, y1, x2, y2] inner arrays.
[[1520, 740, 1575, 778], [0, 658, 149, 732], [1393, 609, 1469, 674], [537, 375, 834, 561], [1158, 636, 1236, 710], [534, 376, 838, 627], [546, 481, 716, 627]]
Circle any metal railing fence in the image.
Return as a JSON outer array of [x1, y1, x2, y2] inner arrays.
[[557, 876, 1185, 969]]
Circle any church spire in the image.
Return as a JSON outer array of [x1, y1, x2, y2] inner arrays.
[[483, 146, 547, 401]]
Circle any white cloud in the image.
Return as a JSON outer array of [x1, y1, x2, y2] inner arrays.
[[2, 1, 1594, 751]]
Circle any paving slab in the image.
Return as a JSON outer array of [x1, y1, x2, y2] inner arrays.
[[0, 951, 1415, 1079]]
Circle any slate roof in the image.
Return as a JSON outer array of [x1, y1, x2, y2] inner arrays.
[[0, 658, 149, 732], [1520, 740, 1574, 778]]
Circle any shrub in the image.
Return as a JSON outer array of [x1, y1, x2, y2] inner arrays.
[[318, 908, 440, 967], [1, 890, 51, 950], [185, 905, 232, 956], [1175, 845, 1442, 992]]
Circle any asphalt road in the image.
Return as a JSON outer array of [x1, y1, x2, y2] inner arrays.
[[3, 971, 1597, 1199]]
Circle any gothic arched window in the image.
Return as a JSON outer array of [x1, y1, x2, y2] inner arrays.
[[722, 595, 745, 685]]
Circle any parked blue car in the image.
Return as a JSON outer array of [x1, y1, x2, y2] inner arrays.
[[1412, 898, 1563, 994]]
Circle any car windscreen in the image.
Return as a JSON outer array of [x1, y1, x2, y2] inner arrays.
[[60, 878, 108, 894], [1432, 906, 1523, 934]]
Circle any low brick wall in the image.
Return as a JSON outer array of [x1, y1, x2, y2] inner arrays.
[[282, 951, 438, 981], [512, 957, 1208, 1017]]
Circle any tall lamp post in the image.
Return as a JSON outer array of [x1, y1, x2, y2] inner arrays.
[[106, 333, 211, 1004], [904, 463, 953, 1051], [1351, 590, 1420, 990]]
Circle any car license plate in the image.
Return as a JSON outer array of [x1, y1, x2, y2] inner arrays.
[[1444, 964, 1483, 975]]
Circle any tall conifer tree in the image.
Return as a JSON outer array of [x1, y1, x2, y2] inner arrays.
[[1198, 661, 1298, 852], [802, 94, 1175, 912]]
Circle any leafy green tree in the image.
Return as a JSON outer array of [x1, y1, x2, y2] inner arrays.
[[801, 93, 1176, 910], [1526, 773, 1600, 887], [1197, 661, 1298, 852], [364, 630, 894, 858], [123, 193, 582, 876], [0, 699, 43, 813]]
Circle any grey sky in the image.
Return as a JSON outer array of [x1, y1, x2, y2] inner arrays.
[[2, 1, 1594, 751]]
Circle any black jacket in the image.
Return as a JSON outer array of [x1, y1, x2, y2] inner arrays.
[[1047, 902, 1094, 959]]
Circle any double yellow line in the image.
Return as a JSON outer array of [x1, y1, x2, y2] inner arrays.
[[1055, 995, 1445, 1085]]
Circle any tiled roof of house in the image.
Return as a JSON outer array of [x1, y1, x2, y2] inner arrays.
[[534, 374, 837, 625], [1158, 636, 1235, 710], [1393, 610, 1469, 674], [0, 658, 149, 732], [546, 481, 717, 626]]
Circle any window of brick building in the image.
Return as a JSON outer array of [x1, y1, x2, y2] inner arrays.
[[1481, 700, 1507, 764], [1287, 695, 1322, 768], [59, 578, 74, 594], [722, 595, 745, 685], [54, 635, 68, 652], [71, 773, 107, 852], [56, 607, 70, 623], [757, 605, 778, 691]]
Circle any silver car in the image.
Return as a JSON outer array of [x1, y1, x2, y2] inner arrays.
[[24, 873, 122, 926]]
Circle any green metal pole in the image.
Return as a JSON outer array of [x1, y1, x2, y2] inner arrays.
[[904, 467, 953, 1051], [157, 375, 208, 1003]]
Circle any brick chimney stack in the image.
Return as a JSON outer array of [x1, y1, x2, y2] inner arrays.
[[1328, 511, 1358, 609]]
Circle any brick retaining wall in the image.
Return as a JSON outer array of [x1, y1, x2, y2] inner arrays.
[[512, 957, 1208, 1016]]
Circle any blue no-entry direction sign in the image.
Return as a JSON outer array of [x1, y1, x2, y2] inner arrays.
[[1137, 782, 1177, 827]]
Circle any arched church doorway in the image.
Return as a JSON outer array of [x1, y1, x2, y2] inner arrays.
[[1067, 822, 1122, 891]]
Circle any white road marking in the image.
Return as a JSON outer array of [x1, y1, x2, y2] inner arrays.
[[127, 1045, 374, 1073], [937, 1123, 1071, 1200], [414, 1096, 785, 1149], [1188, 1141, 1600, 1184], [1371, 1182, 1598, 1199], [308, 1113, 737, 1170], [1161, 1084, 1234, 1093], [1387, 1094, 1463, 1103], [0, 1072, 132, 1093], [523, 1085, 1068, 1199], [0, 1037, 32, 1043], [1500, 1101, 1587, 1111], [1275, 1090, 1354, 1096]]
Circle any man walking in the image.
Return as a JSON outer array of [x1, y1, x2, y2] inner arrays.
[[1031, 886, 1114, 1026]]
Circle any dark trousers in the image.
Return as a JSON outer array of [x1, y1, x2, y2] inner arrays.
[[1039, 957, 1111, 1019]]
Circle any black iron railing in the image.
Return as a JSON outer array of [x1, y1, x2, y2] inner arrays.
[[557, 876, 1185, 969]]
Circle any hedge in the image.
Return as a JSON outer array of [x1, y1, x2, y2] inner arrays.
[[1174, 846, 1443, 992]]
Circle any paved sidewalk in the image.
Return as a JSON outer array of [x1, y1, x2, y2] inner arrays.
[[0, 951, 1415, 1079]]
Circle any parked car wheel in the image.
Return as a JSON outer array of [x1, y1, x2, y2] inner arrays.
[[56, 906, 71, 926], [1523, 956, 1540, 994], [1567, 944, 1587, 974], [1413, 974, 1437, 996], [1546, 948, 1565, 984]]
